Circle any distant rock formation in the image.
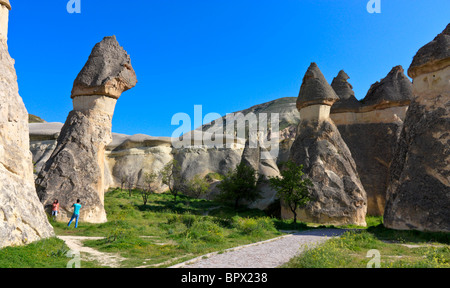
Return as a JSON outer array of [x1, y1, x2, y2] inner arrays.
[[106, 134, 173, 192], [384, 23, 450, 232], [330, 67, 412, 216], [287, 63, 367, 226], [0, 2, 54, 248], [36, 36, 137, 223]]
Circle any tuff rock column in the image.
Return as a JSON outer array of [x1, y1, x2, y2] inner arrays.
[[36, 36, 137, 223], [0, 0, 54, 248], [287, 63, 367, 226], [330, 67, 413, 216], [384, 24, 450, 232]]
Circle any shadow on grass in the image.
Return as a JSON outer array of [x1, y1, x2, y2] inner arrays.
[[368, 224, 450, 244]]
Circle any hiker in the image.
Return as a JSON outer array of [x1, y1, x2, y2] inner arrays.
[[51, 199, 59, 220], [68, 199, 82, 228]]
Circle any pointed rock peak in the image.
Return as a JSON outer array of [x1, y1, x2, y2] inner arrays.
[[331, 70, 355, 100], [361, 65, 412, 109], [408, 23, 450, 78], [336, 70, 350, 80], [0, 0, 11, 10], [71, 36, 138, 99], [330, 70, 362, 113], [297, 62, 339, 110]]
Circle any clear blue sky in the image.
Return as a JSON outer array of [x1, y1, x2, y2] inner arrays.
[[7, 0, 450, 137]]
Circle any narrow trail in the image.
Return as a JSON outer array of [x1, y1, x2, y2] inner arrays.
[[57, 236, 126, 268], [58, 229, 346, 268], [170, 229, 346, 268]]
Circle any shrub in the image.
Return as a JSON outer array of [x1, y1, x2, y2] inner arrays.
[[187, 219, 225, 243], [216, 163, 263, 210], [231, 216, 277, 237]]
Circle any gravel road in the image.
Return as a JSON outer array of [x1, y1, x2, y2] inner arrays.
[[171, 229, 346, 268]]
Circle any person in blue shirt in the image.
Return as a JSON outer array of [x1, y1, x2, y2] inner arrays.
[[68, 199, 82, 228]]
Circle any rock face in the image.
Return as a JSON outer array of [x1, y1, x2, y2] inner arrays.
[[384, 24, 450, 232], [106, 134, 173, 192], [0, 1, 10, 41], [36, 36, 137, 223], [239, 140, 281, 210], [0, 2, 54, 248], [287, 63, 367, 226], [330, 67, 412, 216]]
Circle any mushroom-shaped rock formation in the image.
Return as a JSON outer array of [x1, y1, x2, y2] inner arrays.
[[36, 36, 137, 224], [287, 63, 367, 226], [296, 62, 339, 111], [361, 65, 413, 110], [384, 23, 450, 232], [71, 36, 137, 99]]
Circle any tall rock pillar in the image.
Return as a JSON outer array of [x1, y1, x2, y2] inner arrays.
[[384, 24, 450, 232], [36, 36, 137, 223], [0, 0, 54, 248], [286, 63, 367, 226]]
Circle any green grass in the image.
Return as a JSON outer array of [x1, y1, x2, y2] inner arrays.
[[51, 188, 287, 268], [3, 189, 449, 268], [282, 227, 450, 268], [0, 237, 99, 268]]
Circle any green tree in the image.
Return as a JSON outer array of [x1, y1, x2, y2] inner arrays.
[[161, 160, 182, 202], [186, 175, 210, 199], [268, 160, 313, 225], [217, 162, 262, 210], [141, 172, 158, 206]]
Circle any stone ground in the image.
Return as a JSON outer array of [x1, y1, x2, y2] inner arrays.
[[58, 229, 346, 268], [170, 229, 346, 268]]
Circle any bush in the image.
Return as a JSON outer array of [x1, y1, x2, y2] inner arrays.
[[186, 219, 224, 243], [231, 216, 277, 237], [216, 163, 262, 209]]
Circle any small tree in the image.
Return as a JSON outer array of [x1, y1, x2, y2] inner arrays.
[[186, 175, 210, 199], [125, 175, 135, 197], [161, 160, 182, 202], [268, 160, 313, 225], [141, 172, 158, 206], [217, 162, 262, 210]]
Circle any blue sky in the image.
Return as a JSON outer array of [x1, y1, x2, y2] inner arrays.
[[7, 0, 450, 137]]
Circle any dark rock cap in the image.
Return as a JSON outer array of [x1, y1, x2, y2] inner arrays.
[[296, 63, 339, 110], [71, 36, 137, 99], [408, 23, 450, 78], [0, 0, 11, 10], [330, 70, 362, 113], [361, 65, 412, 109], [331, 70, 355, 100]]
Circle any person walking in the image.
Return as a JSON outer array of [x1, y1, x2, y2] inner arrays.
[[51, 199, 59, 221], [68, 199, 82, 228]]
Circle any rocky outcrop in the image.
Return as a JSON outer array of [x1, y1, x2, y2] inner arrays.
[[0, 1, 54, 248], [330, 70, 361, 113], [287, 63, 367, 226], [239, 140, 281, 210], [36, 36, 137, 223], [384, 24, 450, 232], [106, 134, 173, 192], [330, 67, 412, 216]]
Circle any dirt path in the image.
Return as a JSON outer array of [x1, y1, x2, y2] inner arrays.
[[57, 236, 126, 268], [58, 229, 345, 268], [170, 229, 346, 268]]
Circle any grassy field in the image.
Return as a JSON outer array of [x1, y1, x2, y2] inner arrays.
[[1, 188, 449, 268], [282, 224, 450, 268]]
